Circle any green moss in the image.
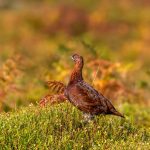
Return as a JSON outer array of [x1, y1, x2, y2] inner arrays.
[[0, 103, 149, 149]]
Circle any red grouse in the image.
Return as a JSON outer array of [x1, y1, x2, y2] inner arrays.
[[64, 54, 124, 120]]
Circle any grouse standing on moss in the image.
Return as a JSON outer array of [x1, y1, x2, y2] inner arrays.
[[64, 54, 124, 120]]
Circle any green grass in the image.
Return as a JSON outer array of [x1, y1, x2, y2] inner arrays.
[[0, 103, 149, 150]]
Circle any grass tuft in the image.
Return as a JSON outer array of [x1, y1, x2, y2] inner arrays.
[[0, 103, 149, 149]]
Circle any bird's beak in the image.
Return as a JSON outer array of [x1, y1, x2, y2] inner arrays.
[[71, 56, 74, 60]]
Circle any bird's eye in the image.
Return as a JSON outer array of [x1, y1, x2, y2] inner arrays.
[[71, 54, 81, 62], [74, 56, 78, 60]]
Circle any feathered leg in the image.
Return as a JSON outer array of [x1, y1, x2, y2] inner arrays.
[[83, 113, 94, 123]]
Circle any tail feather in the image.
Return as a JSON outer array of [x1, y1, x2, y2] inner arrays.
[[111, 110, 125, 118], [105, 99, 125, 118]]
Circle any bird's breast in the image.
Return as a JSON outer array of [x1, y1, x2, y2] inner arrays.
[[66, 85, 93, 112]]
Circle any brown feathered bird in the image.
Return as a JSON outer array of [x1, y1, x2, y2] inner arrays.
[[64, 54, 124, 120]]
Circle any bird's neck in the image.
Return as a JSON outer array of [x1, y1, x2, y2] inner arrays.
[[69, 64, 83, 84]]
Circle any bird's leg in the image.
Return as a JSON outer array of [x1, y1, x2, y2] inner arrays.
[[83, 113, 94, 123]]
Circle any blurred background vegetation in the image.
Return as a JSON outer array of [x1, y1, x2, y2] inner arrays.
[[0, 0, 150, 111]]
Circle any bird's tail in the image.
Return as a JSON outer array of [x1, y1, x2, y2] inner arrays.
[[106, 99, 125, 118], [112, 110, 125, 118]]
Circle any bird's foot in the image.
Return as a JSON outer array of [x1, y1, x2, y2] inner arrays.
[[82, 113, 94, 123]]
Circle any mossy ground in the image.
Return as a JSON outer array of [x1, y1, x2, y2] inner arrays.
[[0, 103, 149, 150]]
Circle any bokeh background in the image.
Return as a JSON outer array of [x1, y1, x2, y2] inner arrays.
[[0, 0, 150, 111]]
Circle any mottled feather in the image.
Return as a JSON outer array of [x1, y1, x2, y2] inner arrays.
[[65, 54, 124, 118]]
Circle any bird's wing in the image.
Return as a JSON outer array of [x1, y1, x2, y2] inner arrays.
[[76, 81, 124, 117], [76, 81, 107, 107]]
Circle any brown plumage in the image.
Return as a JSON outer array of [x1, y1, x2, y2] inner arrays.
[[64, 54, 124, 119]]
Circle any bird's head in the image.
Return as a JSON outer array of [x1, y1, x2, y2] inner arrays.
[[71, 54, 83, 66], [70, 54, 84, 81]]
